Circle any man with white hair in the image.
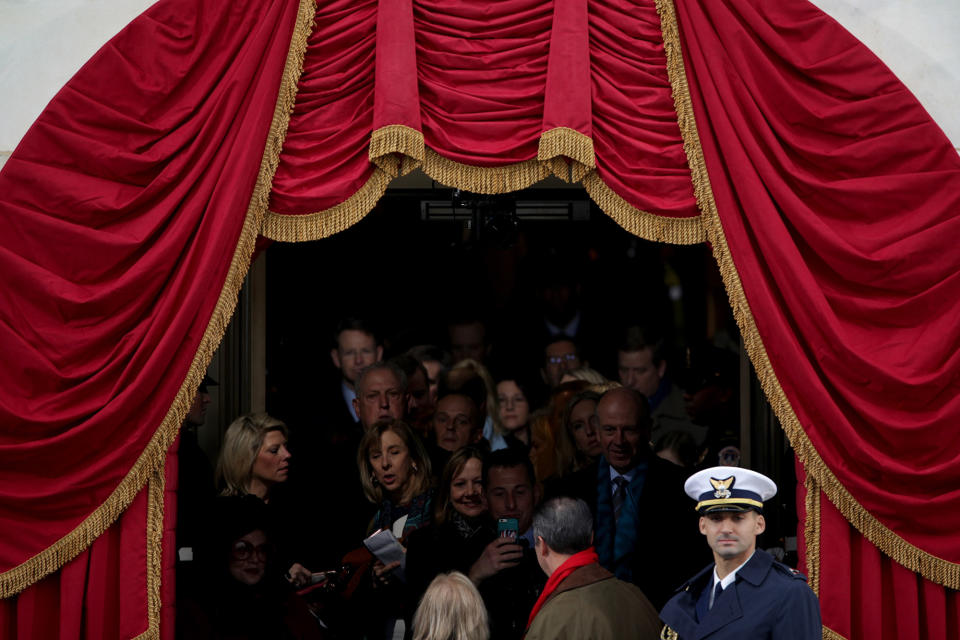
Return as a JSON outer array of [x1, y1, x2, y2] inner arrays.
[[525, 497, 661, 640]]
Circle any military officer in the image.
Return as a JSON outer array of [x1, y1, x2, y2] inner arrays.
[[659, 466, 821, 639]]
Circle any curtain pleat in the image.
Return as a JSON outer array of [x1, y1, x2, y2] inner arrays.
[[4, 0, 960, 637], [0, 0, 309, 602], [800, 462, 960, 639], [673, 0, 960, 577]]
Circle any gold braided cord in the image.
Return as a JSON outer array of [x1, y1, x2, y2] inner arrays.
[[262, 168, 392, 241], [823, 627, 848, 640], [133, 467, 165, 640], [369, 124, 425, 177], [421, 148, 549, 194], [655, 0, 960, 589], [0, 0, 317, 600], [538, 127, 595, 183], [804, 473, 821, 596], [582, 171, 705, 245]]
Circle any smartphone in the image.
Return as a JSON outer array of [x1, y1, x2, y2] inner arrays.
[[497, 517, 519, 541]]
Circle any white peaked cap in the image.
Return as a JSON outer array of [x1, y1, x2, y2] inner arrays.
[[685, 466, 777, 514]]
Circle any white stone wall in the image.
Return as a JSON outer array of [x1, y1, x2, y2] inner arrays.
[[1, 0, 958, 171]]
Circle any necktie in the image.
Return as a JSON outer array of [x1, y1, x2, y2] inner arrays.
[[612, 477, 628, 525], [710, 581, 724, 610]]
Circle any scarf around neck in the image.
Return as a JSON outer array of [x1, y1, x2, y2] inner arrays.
[[525, 546, 599, 630]]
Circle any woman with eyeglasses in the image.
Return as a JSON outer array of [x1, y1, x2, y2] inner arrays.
[[177, 496, 323, 639], [215, 413, 312, 588], [495, 374, 538, 450]]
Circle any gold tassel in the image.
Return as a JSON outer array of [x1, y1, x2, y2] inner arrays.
[[369, 124, 425, 177], [262, 168, 392, 241], [0, 0, 319, 601], [537, 127, 595, 183], [582, 171, 705, 245], [655, 0, 960, 590]]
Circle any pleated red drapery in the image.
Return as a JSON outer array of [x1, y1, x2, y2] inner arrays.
[[1, 0, 959, 638], [0, 451, 176, 639], [262, 0, 702, 243], [672, 0, 960, 575], [0, 0, 314, 632]]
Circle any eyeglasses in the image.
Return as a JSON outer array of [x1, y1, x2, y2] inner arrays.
[[230, 541, 274, 561], [546, 354, 578, 365]]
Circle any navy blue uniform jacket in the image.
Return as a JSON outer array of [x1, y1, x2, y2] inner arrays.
[[659, 550, 821, 639]]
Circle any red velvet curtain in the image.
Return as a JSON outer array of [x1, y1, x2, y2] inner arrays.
[[263, 0, 702, 244], [3, 0, 960, 637], [673, 0, 960, 573], [0, 0, 308, 617], [0, 445, 176, 639], [797, 460, 960, 639]]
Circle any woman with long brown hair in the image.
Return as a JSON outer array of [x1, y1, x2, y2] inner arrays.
[[405, 447, 494, 605]]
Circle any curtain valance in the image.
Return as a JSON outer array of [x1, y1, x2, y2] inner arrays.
[[263, 0, 703, 244]]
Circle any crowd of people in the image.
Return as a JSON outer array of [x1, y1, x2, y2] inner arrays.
[[174, 311, 818, 639]]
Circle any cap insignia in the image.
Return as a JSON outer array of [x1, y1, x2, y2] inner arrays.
[[709, 476, 735, 499]]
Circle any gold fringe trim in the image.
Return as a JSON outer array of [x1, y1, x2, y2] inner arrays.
[[823, 627, 848, 640], [132, 466, 165, 640], [582, 171, 705, 245], [655, 0, 960, 589], [537, 127, 595, 183], [262, 168, 392, 241], [804, 473, 821, 596], [0, 0, 317, 600], [421, 147, 549, 194], [369, 124, 425, 177]]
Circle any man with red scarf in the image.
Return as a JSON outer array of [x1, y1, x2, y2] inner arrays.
[[525, 497, 661, 639]]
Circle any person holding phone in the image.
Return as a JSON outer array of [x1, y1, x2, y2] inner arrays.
[[467, 448, 546, 640]]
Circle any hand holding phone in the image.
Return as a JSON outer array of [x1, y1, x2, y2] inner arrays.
[[497, 517, 519, 540], [469, 527, 523, 583]]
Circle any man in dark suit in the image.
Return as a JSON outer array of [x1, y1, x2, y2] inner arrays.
[[593, 387, 706, 609], [659, 467, 821, 639], [467, 448, 546, 640], [285, 318, 384, 569], [327, 317, 383, 431]]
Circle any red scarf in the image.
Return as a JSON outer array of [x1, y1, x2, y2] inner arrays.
[[525, 547, 599, 630]]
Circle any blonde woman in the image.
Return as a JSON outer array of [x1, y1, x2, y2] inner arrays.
[[356, 420, 435, 638], [214, 413, 311, 586], [216, 413, 291, 501], [358, 419, 435, 539], [449, 358, 507, 450], [559, 366, 608, 385], [413, 572, 489, 640]]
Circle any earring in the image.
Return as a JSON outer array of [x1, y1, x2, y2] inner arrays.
[[412, 463, 418, 472]]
